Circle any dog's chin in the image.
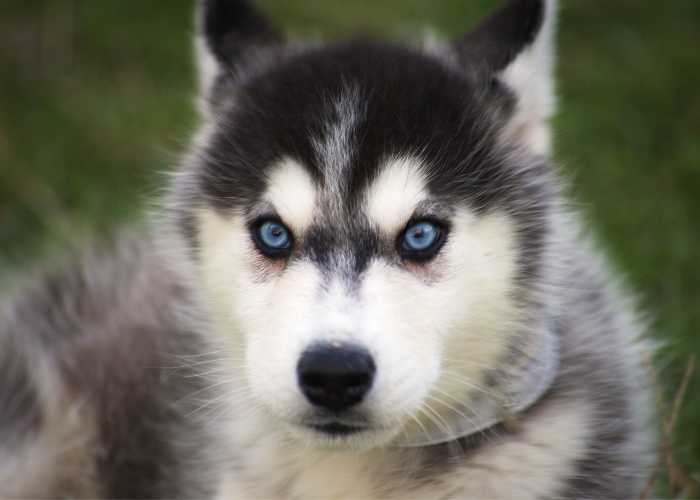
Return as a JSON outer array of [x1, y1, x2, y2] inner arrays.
[[285, 421, 400, 451]]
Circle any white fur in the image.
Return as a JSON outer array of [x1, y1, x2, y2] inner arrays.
[[194, 35, 220, 117], [401, 400, 591, 499], [404, 209, 521, 439], [216, 398, 592, 499], [499, 0, 558, 155], [198, 152, 520, 458], [364, 158, 429, 235], [264, 158, 318, 232], [192, 0, 648, 495]]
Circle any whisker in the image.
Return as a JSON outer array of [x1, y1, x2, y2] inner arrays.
[[415, 405, 450, 438], [184, 384, 251, 418], [438, 370, 498, 398]]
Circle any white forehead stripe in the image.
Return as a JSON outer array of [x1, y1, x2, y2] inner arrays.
[[265, 158, 318, 231], [314, 86, 362, 194], [364, 158, 429, 234]]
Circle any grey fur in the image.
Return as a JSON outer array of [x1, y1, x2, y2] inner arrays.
[[0, 333, 42, 450], [0, 235, 220, 498], [0, 0, 653, 498]]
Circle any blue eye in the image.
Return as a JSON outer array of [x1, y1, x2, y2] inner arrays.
[[403, 221, 440, 253], [258, 220, 291, 250]]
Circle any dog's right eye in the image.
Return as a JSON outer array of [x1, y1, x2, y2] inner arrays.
[[254, 220, 293, 258], [398, 220, 446, 262]]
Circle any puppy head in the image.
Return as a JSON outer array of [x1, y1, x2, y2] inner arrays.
[[177, 0, 557, 449]]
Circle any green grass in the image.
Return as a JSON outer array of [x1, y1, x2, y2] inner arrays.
[[1, 0, 699, 496]]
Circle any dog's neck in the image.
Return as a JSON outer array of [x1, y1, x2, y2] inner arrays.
[[392, 325, 560, 447]]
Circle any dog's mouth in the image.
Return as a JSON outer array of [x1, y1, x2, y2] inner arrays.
[[298, 412, 374, 438], [288, 414, 401, 448], [309, 422, 366, 436]]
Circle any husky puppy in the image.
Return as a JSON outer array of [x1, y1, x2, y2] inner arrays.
[[0, 0, 651, 498]]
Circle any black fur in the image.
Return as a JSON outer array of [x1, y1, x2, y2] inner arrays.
[[189, 42, 551, 286], [202, 0, 282, 69], [180, 0, 555, 290], [453, 0, 545, 73]]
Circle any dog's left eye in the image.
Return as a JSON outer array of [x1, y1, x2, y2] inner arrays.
[[254, 219, 293, 257], [259, 221, 290, 247], [400, 221, 444, 260]]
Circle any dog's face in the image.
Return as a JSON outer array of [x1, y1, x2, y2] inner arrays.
[[180, 0, 556, 449]]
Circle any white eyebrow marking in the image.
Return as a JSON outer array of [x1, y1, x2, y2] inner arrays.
[[265, 158, 318, 232], [364, 157, 429, 234]]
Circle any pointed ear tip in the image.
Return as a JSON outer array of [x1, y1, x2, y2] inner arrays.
[[542, 0, 558, 17], [198, 0, 283, 70], [451, 0, 557, 73], [200, 0, 280, 39]]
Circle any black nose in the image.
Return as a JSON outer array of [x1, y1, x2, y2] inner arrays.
[[297, 344, 375, 411]]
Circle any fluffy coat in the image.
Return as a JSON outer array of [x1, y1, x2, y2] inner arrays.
[[0, 0, 652, 497]]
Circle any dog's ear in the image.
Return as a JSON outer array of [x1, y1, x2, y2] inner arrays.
[[196, 0, 283, 99], [453, 0, 557, 155]]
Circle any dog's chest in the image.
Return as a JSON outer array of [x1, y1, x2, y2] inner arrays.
[[217, 444, 378, 498], [286, 452, 377, 499], [215, 398, 592, 499]]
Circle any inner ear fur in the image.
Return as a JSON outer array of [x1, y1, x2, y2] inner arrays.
[[453, 0, 557, 155], [452, 0, 546, 73]]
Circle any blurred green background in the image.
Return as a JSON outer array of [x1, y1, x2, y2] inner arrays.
[[1, 0, 698, 496]]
